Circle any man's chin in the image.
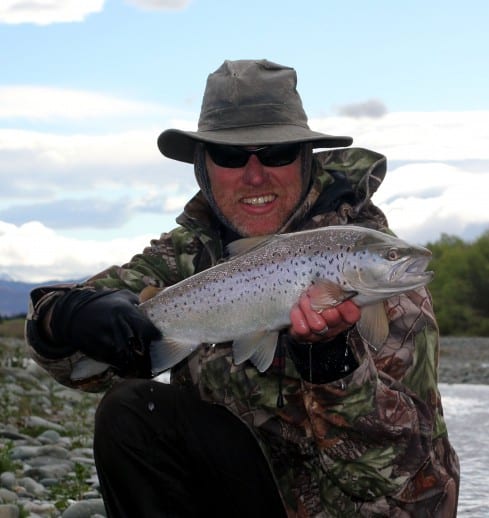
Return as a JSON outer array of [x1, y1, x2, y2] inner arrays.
[[231, 221, 282, 237]]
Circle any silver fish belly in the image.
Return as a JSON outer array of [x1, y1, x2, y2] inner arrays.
[[142, 225, 433, 374]]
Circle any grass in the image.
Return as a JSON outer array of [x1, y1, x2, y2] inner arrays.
[[49, 462, 92, 512], [0, 317, 25, 339]]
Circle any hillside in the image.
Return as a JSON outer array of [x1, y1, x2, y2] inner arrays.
[[0, 279, 40, 316]]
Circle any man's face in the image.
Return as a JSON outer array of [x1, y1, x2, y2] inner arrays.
[[205, 144, 303, 237]]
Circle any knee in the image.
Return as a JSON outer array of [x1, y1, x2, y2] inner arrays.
[[94, 380, 185, 439], [96, 378, 143, 419], [94, 379, 150, 442]]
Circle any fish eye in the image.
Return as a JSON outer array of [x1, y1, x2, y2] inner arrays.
[[386, 247, 401, 261]]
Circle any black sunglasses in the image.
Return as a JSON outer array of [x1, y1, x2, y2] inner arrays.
[[206, 143, 302, 168]]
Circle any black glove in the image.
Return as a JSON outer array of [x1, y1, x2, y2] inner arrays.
[[48, 288, 161, 376]]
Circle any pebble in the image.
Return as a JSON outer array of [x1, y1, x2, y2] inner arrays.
[[0, 505, 20, 518], [61, 500, 106, 518], [2, 334, 488, 516], [0, 338, 105, 517]]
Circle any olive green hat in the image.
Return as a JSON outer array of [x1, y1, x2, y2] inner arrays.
[[157, 59, 352, 164]]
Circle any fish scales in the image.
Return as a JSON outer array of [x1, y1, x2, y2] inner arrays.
[[141, 226, 433, 374]]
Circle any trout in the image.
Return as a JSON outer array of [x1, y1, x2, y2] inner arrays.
[[143, 225, 433, 375]]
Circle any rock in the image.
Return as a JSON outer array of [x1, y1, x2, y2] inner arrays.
[[24, 461, 74, 480], [0, 489, 17, 504], [22, 500, 57, 514], [0, 473, 16, 491], [0, 504, 19, 518], [17, 477, 46, 496], [0, 337, 103, 515], [61, 499, 107, 517], [23, 416, 66, 432], [37, 430, 61, 445]]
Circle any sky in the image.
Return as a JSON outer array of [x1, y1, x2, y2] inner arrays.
[[0, 0, 488, 283]]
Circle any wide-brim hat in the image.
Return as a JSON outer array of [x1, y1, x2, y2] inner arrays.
[[158, 59, 353, 164]]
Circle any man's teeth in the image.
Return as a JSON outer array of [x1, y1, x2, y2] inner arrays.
[[242, 194, 276, 205]]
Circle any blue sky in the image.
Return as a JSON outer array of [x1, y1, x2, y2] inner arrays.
[[1, 0, 488, 282]]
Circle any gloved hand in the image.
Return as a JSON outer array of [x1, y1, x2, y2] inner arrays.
[[48, 288, 161, 376]]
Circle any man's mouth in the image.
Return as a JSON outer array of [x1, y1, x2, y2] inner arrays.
[[240, 194, 276, 206]]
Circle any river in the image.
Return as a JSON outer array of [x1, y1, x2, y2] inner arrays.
[[440, 383, 489, 517]]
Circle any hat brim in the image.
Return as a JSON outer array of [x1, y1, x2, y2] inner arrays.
[[157, 125, 353, 164]]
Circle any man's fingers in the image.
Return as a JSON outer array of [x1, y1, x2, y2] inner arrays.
[[298, 294, 328, 332], [335, 300, 361, 325], [289, 295, 362, 343], [290, 303, 310, 337]]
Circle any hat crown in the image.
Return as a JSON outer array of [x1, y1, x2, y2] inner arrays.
[[198, 59, 310, 131]]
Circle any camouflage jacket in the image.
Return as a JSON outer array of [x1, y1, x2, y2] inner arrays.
[[26, 148, 459, 517]]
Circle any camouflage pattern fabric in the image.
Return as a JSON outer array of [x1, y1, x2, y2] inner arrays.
[[26, 147, 459, 516]]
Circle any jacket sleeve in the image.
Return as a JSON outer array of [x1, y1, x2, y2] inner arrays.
[[301, 288, 459, 515], [25, 228, 199, 391]]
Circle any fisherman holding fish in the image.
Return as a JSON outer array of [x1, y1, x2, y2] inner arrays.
[[26, 60, 459, 517]]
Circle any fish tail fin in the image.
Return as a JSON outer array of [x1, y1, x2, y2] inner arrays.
[[150, 338, 200, 376], [70, 358, 111, 381]]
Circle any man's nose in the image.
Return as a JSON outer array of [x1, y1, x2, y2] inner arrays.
[[242, 154, 267, 185]]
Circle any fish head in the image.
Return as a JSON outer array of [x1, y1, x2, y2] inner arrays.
[[343, 230, 434, 302]]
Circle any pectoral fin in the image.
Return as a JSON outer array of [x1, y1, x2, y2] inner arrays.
[[233, 331, 279, 372], [356, 302, 389, 347], [150, 338, 200, 375], [307, 279, 354, 312]]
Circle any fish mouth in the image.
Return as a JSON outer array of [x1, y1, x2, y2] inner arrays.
[[390, 255, 434, 286]]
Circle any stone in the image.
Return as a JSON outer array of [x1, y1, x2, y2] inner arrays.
[[17, 477, 46, 496], [0, 504, 19, 518], [0, 473, 16, 491], [61, 499, 107, 517], [0, 489, 17, 504]]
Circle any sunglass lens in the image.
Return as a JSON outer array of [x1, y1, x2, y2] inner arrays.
[[259, 144, 301, 166], [206, 144, 248, 168]]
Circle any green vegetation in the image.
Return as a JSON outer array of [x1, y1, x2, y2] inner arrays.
[[49, 462, 92, 512], [0, 441, 20, 473], [427, 231, 489, 336], [0, 317, 25, 339]]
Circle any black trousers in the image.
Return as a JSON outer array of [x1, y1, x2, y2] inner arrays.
[[94, 379, 286, 518]]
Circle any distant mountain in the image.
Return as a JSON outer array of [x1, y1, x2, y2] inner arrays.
[[0, 279, 40, 316], [0, 277, 86, 317], [0, 279, 80, 317]]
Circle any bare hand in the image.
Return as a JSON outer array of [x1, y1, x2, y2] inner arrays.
[[289, 294, 361, 343]]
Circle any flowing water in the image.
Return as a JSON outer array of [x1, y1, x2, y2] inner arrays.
[[440, 383, 489, 517]]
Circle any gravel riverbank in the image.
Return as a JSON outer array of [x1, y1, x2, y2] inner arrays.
[[0, 335, 488, 517]]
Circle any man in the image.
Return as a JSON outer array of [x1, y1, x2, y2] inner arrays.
[[26, 59, 459, 517]]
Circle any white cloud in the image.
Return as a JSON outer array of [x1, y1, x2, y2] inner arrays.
[[0, 86, 171, 120], [0, 0, 105, 26], [0, 128, 161, 169], [0, 220, 154, 283], [373, 162, 489, 244], [124, 0, 190, 11], [311, 111, 489, 161]]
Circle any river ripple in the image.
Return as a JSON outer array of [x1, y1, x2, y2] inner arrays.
[[440, 383, 489, 517]]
